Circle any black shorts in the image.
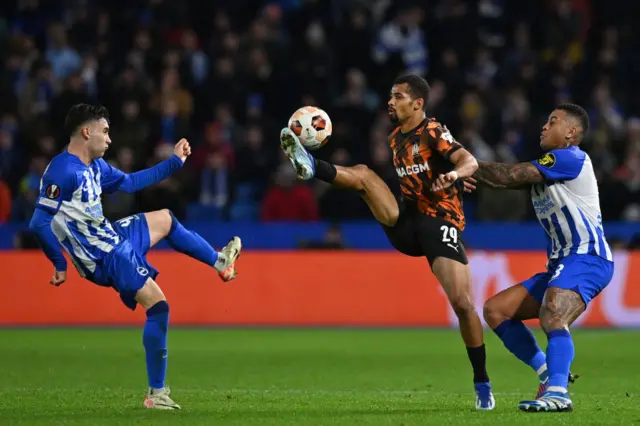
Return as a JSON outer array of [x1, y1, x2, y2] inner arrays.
[[381, 200, 468, 267]]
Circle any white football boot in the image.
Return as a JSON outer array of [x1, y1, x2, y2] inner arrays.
[[280, 127, 315, 181]]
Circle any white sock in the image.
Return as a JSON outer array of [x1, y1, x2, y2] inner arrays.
[[547, 386, 568, 394], [536, 364, 548, 382], [214, 252, 228, 272]]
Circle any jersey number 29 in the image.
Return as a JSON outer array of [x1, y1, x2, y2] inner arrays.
[[440, 225, 458, 244]]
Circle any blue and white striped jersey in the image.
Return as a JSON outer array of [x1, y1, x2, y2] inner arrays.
[[31, 150, 183, 281], [530, 146, 613, 266]]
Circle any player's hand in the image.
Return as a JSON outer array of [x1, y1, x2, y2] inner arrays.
[[174, 138, 191, 163], [431, 171, 459, 192], [50, 270, 67, 287], [462, 177, 477, 193]]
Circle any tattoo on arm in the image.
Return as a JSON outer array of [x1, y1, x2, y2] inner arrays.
[[473, 161, 545, 189]]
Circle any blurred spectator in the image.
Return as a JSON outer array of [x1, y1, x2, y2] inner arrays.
[[109, 99, 151, 162], [261, 161, 319, 222], [298, 223, 347, 249], [373, 5, 428, 78], [139, 144, 188, 219], [235, 125, 274, 199], [149, 69, 193, 120], [15, 155, 47, 220], [0, 179, 11, 223], [45, 22, 81, 80], [103, 147, 137, 220], [317, 148, 370, 221], [18, 60, 55, 120]]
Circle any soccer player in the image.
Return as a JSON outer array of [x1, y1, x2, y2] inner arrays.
[[279, 75, 495, 410], [29, 104, 242, 410], [468, 103, 613, 412]]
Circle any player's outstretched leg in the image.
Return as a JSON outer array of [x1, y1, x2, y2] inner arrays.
[[144, 210, 242, 281], [431, 257, 495, 410], [135, 278, 180, 409], [518, 287, 584, 413], [280, 128, 399, 227]]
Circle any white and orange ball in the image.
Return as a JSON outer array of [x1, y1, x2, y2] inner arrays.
[[287, 106, 332, 150]]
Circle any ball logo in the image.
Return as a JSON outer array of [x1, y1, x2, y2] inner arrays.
[[137, 267, 149, 276], [45, 184, 60, 199], [537, 153, 556, 168]]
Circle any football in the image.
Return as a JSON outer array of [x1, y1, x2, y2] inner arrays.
[[287, 106, 332, 150]]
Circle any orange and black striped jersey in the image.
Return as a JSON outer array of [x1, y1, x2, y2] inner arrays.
[[389, 118, 467, 230]]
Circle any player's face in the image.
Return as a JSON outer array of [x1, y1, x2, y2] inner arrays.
[[86, 118, 112, 159], [388, 83, 422, 124], [540, 109, 575, 151]]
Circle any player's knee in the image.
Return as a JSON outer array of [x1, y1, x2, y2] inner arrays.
[[483, 297, 505, 328], [539, 303, 565, 333], [135, 278, 167, 310], [349, 164, 369, 189], [450, 294, 476, 318], [157, 209, 174, 237], [352, 164, 370, 175]]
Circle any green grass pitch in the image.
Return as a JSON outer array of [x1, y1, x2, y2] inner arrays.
[[1, 328, 639, 425]]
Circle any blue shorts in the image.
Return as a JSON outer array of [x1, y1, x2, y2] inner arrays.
[[104, 214, 158, 310], [521, 254, 614, 306]]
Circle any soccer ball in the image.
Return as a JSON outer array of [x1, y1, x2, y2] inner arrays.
[[287, 106, 332, 150]]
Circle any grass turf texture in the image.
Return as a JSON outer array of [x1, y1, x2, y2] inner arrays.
[[1, 329, 638, 425]]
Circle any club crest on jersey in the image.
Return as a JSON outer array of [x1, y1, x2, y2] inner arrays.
[[412, 144, 420, 156], [537, 153, 556, 168], [45, 184, 60, 199]]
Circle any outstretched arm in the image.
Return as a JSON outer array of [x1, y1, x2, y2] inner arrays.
[[474, 150, 586, 189], [101, 139, 191, 194], [473, 161, 545, 189]]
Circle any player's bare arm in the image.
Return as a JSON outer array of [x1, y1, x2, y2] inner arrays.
[[432, 148, 479, 192], [473, 161, 545, 189]]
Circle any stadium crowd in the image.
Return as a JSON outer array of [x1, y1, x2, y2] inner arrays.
[[0, 0, 639, 228]]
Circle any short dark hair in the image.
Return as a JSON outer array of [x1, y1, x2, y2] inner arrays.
[[64, 104, 110, 136], [556, 103, 589, 140], [393, 74, 431, 110]]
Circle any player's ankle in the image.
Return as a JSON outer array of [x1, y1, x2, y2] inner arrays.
[[214, 252, 228, 272], [537, 364, 548, 382], [314, 159, 336, 182]]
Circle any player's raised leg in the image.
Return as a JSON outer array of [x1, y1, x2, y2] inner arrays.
[[280, 128, 399, 227], [135, 278, 180, 409], [431, 256, 495, 410], [143, 209, 242, 281]]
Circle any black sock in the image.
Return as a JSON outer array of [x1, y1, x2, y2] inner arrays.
[[314, 158, 337, 183], [466, 344, 490, 383]]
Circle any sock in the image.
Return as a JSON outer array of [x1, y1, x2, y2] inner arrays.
[[493, 320, 547, 378], [466, 344, 490, 383], [546, 329, 574, 391], [143, 301, 170, 390], [166, 211, 226, 271], [314, 158, 337, 183]]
